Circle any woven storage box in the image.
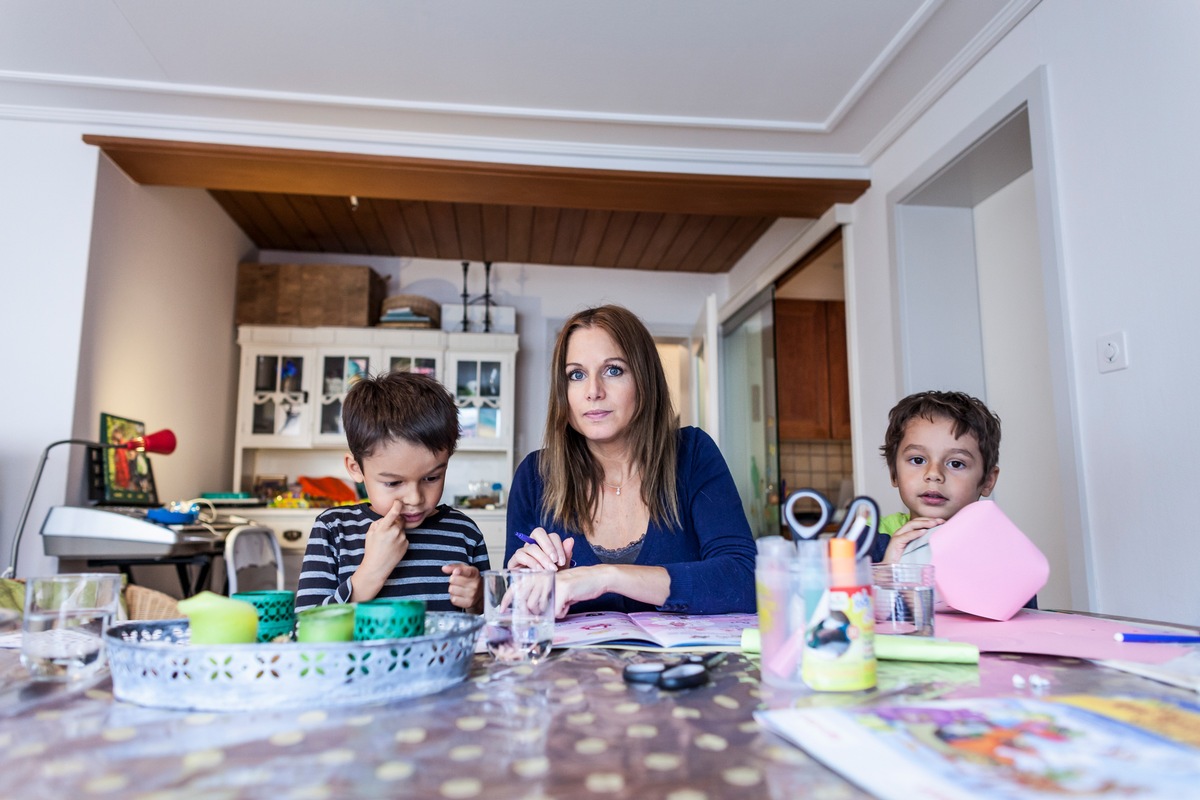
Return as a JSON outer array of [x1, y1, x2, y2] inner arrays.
[[236, 263, 386, 327], [106, 611, 483, 711], [378, 294, 441, 329]]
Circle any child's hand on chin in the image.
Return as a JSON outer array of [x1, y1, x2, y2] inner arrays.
[[443, 564, 482, 613], [881, 516, 945, 563]]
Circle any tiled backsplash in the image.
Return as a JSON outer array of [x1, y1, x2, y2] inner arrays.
[[779, 439, 854, 505]]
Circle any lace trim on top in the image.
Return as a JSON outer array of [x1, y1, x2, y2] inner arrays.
[[590, 531, 648, 565]]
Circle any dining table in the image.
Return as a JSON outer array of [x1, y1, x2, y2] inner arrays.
[[1, 614, 1197, 799]]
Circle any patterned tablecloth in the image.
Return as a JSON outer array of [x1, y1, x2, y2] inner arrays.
[[0, 642, 1192, 799]]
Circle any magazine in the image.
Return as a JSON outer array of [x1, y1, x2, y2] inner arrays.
[[553, 611, 757, 650], [756, 695, 1200, 800]]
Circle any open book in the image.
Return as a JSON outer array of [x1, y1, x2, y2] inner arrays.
[[553, 611, 757, 650]]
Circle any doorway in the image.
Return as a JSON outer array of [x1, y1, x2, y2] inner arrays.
[[774, 232, 854, 518], [890, 72, 1088, 609]]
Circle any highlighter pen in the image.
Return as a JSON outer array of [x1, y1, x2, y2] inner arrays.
[[1114, 633, 1200, 644], [514, 532, 576, 567]]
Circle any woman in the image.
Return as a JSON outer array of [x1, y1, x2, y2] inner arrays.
[[505, 305, 756, 617]]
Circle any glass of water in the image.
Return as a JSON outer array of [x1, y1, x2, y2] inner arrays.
[[21, 573, 122, 682], [482, 569, 555, 663], [871, 563, 936, 636]]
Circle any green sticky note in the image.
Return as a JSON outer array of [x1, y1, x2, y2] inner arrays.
[[875, 634, 979, 664], [743, 628, 978, 664]]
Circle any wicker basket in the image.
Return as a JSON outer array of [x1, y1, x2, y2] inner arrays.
[[124, 585, 181, 621], [378, 294, 441, 328], [106, 612, 483, 711]]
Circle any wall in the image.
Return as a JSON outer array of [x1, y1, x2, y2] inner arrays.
[[974, 171, 1069, 609], [0, 121, 99, 577], [845, 1, 1200, 620], [257, 251, 727, 463], [73, 156, 253, 505]]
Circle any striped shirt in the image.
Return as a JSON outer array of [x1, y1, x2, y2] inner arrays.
[[295, 503, 490, 612]]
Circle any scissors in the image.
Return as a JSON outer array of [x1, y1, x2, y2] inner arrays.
[[783, 488, 879, 560], [622, 652, 728, 691]]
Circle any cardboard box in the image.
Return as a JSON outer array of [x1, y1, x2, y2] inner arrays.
[[236, 263, 387, 327]]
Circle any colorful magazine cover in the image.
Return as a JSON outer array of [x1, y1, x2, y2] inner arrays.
[[756, 695, 1200, 799]]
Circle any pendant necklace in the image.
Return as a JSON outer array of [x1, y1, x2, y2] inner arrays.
[[605, 480, 624, 496]]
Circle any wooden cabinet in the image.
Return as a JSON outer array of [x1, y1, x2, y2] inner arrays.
[[233, 325, 517, 513], [774, 299, 850, 440]]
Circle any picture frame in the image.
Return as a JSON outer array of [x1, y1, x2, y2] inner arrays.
[[99, 412, 158, 505]]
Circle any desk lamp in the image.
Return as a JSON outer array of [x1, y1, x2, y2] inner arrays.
[[4, 429, 177, 578]]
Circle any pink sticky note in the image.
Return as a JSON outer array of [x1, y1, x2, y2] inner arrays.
[[929, 500, 1048, 621]]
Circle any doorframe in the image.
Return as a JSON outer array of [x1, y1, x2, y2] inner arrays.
[[885, 67, 1093, 609]]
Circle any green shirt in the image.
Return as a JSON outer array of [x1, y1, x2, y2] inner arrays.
[[879, 511, 910, 536]]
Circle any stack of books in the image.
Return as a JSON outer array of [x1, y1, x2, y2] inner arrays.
[[378, 306, 435, 328]]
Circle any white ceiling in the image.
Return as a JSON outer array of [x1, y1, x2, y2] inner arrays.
[[0, 0, 1038, 176]]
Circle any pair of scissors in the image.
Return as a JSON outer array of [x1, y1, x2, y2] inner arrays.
[[622, 652, 728, 691], [782, 488, 879, 559]]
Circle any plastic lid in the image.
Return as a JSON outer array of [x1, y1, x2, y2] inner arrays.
[[829, 537, 858, 586]]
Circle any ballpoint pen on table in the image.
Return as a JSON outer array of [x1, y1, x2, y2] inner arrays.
[[514, 532, 576, 567]]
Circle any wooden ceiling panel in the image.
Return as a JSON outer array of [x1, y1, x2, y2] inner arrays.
[[593, 211, 638, 268], [424, 203, 459, 260], [398, 200, 438, 256], [550, 208, 587, 267], [572, 210, 610, 266], [89, 136, 870, 273], [506, 205, 534, 264], [480, 204, 508, 264], [528, 207, 560, 266], [453, 204, 485, 263]]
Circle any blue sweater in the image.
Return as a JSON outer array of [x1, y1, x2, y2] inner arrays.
[[505, 426, 756, 615]]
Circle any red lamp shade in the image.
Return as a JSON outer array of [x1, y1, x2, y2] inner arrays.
[[124, 429, 177, 455]]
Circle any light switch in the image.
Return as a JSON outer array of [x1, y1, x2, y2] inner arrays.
[[1096, 331, 1129, 373]]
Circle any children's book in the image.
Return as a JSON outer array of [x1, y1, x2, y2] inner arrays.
[[756, 694, 1200, 800], [553, 611, 757, 650]]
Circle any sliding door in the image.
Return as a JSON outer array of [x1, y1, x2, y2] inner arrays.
[[719, 287, 779, 538]]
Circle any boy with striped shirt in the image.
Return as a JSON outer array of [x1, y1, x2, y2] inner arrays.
[[296, 372, 489, 613]]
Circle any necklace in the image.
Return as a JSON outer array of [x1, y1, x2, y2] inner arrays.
[[604, 480, 624, 496]]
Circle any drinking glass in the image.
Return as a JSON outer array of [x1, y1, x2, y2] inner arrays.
[[482, 569, 555, 663], [871, 563, 936, 636], [21, 573, 122, 682]]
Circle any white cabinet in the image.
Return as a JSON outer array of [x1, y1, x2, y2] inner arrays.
[[233, 326, 516, 513]]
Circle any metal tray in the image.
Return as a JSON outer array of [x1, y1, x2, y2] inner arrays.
[[105, 612, 483, 711]]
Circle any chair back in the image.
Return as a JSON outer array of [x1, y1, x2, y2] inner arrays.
[[224, 525, 285, 594]]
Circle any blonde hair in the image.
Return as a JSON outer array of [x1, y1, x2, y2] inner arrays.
[[539, 305, 680, 536]]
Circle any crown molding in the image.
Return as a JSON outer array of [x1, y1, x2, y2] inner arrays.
[[859, 0, 1042, 163], [0, 99, 870, 179]]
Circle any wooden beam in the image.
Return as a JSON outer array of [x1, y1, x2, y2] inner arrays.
[[84, 135, 869, 218]]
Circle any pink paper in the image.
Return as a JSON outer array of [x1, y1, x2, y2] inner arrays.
[[929, 500, 1049, 621], [935, 609, 1190, 664]]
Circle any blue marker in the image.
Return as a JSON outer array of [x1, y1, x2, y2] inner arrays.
[[1114, 633, 1200, 644]]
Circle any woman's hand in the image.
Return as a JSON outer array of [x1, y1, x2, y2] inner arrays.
[[507, 527, 575, 570], [443, 563, 482, 613], [552, 566, 609, 618], [550, 564, 671, 618], [880, 516, 944, 564]]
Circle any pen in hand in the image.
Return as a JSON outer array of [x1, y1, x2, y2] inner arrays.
[[515, 532, 576, 567]]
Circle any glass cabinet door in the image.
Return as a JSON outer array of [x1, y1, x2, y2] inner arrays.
[[389, 354, 438, 378], [452, 358, 503, 441], [246, 351, 312, 445], [315, 353, 371, 442]]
